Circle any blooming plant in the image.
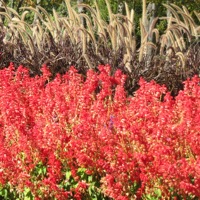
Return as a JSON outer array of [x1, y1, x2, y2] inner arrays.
[[0, 63, 200, 199]]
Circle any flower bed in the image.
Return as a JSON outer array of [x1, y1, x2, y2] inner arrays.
[[0, 63, 200, 199]]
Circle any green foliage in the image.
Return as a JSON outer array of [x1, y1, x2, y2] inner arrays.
[[0, 165, 108, 199], [0, 185, 34, 200], [31, 161, 47, 181], [61, 167, 109, 199], [0, 184, 18, 200], [143, 188, 162, 200], [0, 186, 10, 200], [130, 181, 141, 196], [20, 188, 34, 200]]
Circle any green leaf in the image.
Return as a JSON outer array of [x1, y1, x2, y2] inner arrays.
[[155, 188, 162, 197], [88, 175, 93, 182], [23, 187, 34, 200], [0, 188, 8, 199], [65, 170, 72, 180]]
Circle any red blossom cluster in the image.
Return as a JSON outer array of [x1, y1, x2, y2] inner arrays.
[[0, 63, 200, 199]]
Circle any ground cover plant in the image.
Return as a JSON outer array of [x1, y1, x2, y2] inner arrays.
[[0, 63, 200, 199]]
